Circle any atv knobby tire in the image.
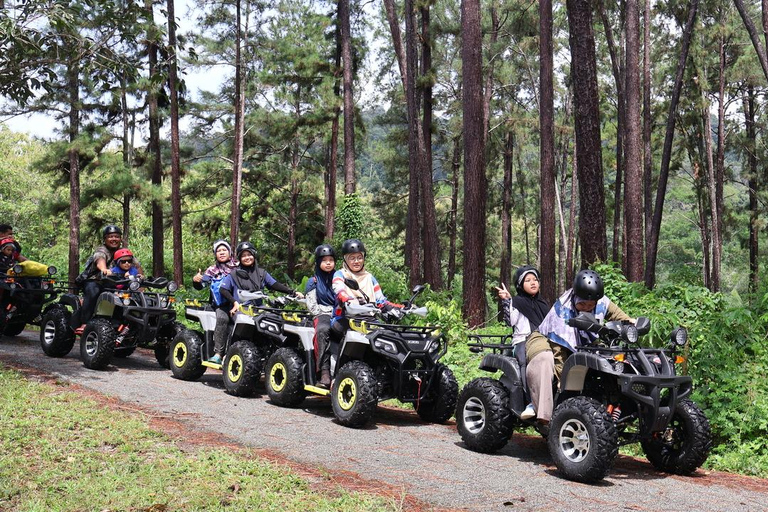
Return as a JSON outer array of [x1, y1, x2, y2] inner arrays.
[[456, 377, 513, 453], [416, 364, 459, 424], [223, 341, 263, 397], [641, 398, 712, 475], [265, 347, 306, 407], [80, 318, 117, 370], [155, 322, 183, 369], [548, 396, 619, 483], [113, 346, 136, 358], [332, 360, 379, 428], [169, 329, 206, 381], [3, 322, 26, 337], [40, 305, 75, 357]]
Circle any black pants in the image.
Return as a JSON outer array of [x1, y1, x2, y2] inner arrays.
[[314, 314, 333, 372], [71, 280, 103, 328]]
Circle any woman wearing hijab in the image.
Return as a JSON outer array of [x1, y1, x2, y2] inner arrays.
[[496, 265, 551, 419], [305, 244, 336, 387]]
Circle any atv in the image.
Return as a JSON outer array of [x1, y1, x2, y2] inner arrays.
[[170, 288, 304, 397], [0, 263, 59, 337], [456, 314, 711, 483], [264, 283, 458, 429], [39, 275, 181, 370]]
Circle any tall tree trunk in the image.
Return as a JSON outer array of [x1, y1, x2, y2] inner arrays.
[[231, 0, 245, 246], [383, 0, 407, 91], [539, 0, 556, 303], [566, 0, 607, 268], [461, 0, 487, 327], [500, 130, 513, 292], [734, 0, 768, 83], [645, 0, 698, 289], [701, 75, 720, 291], [339, 0, 356, 194], [483, 5, 499, 141], [120, 74, 132, 245], [146, 0, 164, 278], [405, 0, 423, 286], [288, 177, 299, 279], [67, 61, 80, 290], [325, 16, 342, 240], [744, 86, 759, 295], [624, 0, 644, 281], [643, 0, 652, 262], [516, 151, 531, 262], [566, 152, 578, 289], [447, 136, 461, 289], [715, 30, 726, 271], [167, 0, 183, 285]]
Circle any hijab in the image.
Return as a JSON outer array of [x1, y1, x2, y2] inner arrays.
[[231, 248, 267, 292], [308, 257, 336, 307], [341, 255, 376, 303], [204, 240, 237, 279], [511, 266, 550, 330]]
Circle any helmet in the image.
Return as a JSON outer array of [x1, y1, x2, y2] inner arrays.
[[113, 248, 134, 262], [573, 269, 604, 301], [213, 240, 232, 256], [0, 237, 15, 250], [236, 241, 257, 259], [314, 244, 335, 262], [102, 225, 122, 238], [341, 239, 366, 257], [514, 265, 540, 295]]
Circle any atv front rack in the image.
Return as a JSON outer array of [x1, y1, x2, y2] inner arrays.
[[466, 333, 516, 353]]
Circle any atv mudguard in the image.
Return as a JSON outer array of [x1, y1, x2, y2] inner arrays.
[[478, 353, 525, 414], [58, 293, 82, 311]]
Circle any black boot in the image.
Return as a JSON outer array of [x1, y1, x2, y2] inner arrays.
[[319, 368, 331, 388]]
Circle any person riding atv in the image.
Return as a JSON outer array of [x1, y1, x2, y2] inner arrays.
[[456, 270, 712, 482], [0, 261, 59, 337]]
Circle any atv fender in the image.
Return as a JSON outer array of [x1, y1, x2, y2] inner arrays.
[[185, 308, 218, 332], [283, 323, 315, 352], [56, 293, 82, 312], [94, 292, 117, 317], [560, 351, 618, 392], [479, 353, 525, 413]]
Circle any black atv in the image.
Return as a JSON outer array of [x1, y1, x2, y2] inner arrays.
[[0, 263, 59, 337], [456, 314, 711, 483], [170, 288, 305, 397], [39, 275, 181, 370], [264, 283, 458, 428]]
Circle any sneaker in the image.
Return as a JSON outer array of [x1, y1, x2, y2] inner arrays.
[[520, 403, 536, 420], [207, 354, 223, 365], [74, 325, 86, 336]]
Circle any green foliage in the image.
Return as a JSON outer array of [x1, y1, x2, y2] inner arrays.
[[335, 193, 365, 242]]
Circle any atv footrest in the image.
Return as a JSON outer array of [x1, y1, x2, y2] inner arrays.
[[304, 384, 330, 396], [201, 361, 223, 370]]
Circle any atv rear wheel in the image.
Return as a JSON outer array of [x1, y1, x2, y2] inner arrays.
[[80, 318, 117, 370], [40, 305, 75, 357], [416, 364, 459, 424], [155, 322, 183, 369], [223, 341, 263, 397], [3, 322, 26, 337], [113, 346, 136, 358], [456, 377, 512, 453], [332, 360, 378, 428], [169, 329, 206, 381], [265, 348, 306, 407], [548, 396, 618, 483], [641, 399, 712, 475]]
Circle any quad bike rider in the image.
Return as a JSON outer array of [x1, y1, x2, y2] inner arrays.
[[265, 279, 459, 429], [170, 288, 306, 397], [456, 271, 712, 483], [39, 273, 180, 370], [0, 262, 59, 337]]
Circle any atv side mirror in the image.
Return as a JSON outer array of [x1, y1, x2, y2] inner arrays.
[[344, 278, 359, 290], [236, 269, 250, 279], [411, 284, 425, 295], [634, 316, 650, 335]]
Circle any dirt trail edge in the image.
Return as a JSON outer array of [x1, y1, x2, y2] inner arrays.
[[2, 331, 767, 512]]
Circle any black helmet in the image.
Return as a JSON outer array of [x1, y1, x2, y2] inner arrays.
[[314, 244, 335, 262], [102, 225, 122, 238], [236, 241, 257, 259], [513, 265, 540, 295], [341, 239, 366, 256], [573, 269, 604, 301]]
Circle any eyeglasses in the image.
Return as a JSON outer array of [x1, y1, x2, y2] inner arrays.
[[118, 258, 133, 264], [346, 255, 364, 263]]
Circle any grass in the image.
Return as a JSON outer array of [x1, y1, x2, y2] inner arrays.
[[0, 365, 402, 512]]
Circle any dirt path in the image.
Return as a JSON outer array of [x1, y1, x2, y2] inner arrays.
[[2, 330, 767, 511]]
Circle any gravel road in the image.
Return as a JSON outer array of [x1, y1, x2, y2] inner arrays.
[[2, 330, 767, 511]]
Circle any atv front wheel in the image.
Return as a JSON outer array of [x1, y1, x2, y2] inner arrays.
[[265, 348, 306, 407], [40, 305, 75, 357], [169, 329, 206, 381], [416, 364, 459, 424], [641, 399, 712, 475], [456, 377, 512, 453], [332, 360, 379, 428], [223, 341, 263, 397], [548, 396, 618, 483], [80, 319, 117, 370]]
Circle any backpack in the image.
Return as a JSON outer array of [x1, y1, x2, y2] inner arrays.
[[74, 256, 95, 286]]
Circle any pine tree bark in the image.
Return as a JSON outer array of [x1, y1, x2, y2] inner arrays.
[[461, 0, 487, 327], [67, 60, 81, 290], [734, 0, 768, 83], [539, 0, 556, 303], [701, 76, 720, 292], [744, 87, 759, 294], [231, 0, 245, 247], [624, 0, 644, 281], [566, 152, 578, 288], [405, 0, 423, 286], [383, 0, 407, 90], [167, 0, 183, 285], [500, 130, 513, 293], [325, 19, 341, 240], [339, 0, 356, 194], [120, 75, 132, 245], [643, 0, 652, 263], [566, 0, 607, 268], [715, 30, 726, 273], [447, 136, 461, 289], [645, 0, 698, 289], [146, 0, 164, 278]]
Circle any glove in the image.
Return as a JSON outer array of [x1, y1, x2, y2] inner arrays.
[[386, 307, 405, 321]]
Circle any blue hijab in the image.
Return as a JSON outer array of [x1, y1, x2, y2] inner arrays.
[[307, 260, 336, 306]]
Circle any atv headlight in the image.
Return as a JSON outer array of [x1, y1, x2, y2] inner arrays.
[[129, 280, 141, 291], [374, 339, 398, 354], [121, 293, 131, 306], [622, 324, 638, 344], [47, 265, 57, 275], [12, 264, 23, 275], [167, 281, 178, 293], [428, 339, 440, 353], [160, 295, 169, 308], [670, 327, 687, 347]]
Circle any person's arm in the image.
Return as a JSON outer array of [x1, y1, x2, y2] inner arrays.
[[502, 299, 521, 328], [16, 254, 27, 263], [306, 288, 324, 317], [264, 272, 296, 295], [332, 270, 354, 303], [606, 300, 633, 322], [219, 275, 236, 304]]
